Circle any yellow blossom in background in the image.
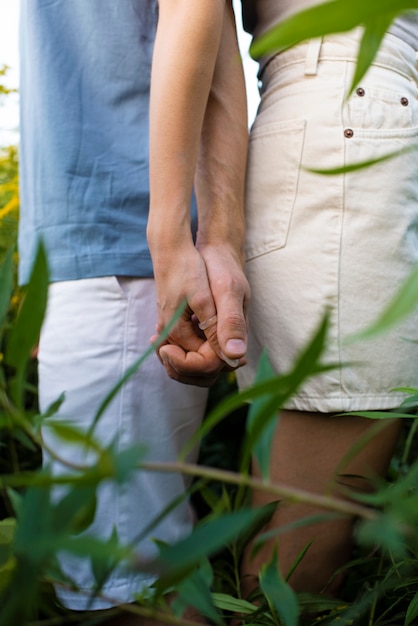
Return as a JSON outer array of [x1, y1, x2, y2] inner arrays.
[[0, 64, 19, 265], [0, 144, 19, 260]]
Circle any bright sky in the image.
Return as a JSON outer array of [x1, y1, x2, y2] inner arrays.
[[0, 1, 259, 146]]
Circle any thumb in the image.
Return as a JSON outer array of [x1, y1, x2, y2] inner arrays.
[[214, 299, 248, 367]]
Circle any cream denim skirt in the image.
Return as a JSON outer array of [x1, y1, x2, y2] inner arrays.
[[237, 29, 418, 412]]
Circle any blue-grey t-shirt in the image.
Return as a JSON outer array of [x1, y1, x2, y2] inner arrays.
[[19, 0, 191, 283]]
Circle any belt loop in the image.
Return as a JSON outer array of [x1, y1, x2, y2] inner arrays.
[[304, 37, 322, 76]]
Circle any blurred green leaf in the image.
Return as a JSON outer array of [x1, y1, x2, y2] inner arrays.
[[212, 592, 257, 615], [0, 518, 15, 543], [250, 0, 417, 59], [350, 14, 395, 94], [306, 144, 417, 176], [244, 350, 278, 479], [6, 489, 21, 519], [259, 546, 299, 626], [343, 411, 413, 420], [0, 519, 15, 568], [0, 247, 13, 329], [91, 526, 121, 596], [4, 243, 49, 408], [236, 500, 279, 557], [0, 556, 16, 602], [54, 485, 98, 535], [356, 514, 407, 558], [252, 514, 341, 568], [241, 313, 331, 476], [173, 562, 221, 625], [43, 420, 103, 454], [250, 0, 418, 100], [89, 300, 186, 437], [405, 591, 418, 626], [110, 443, 149, 484], [36, 392, 65, 422], [151, 508, 270, 588]]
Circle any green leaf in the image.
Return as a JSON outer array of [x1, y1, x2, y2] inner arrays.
[[5, 242, 49, 408], [244, 351, 279, 479], [250, 0, 417, 59], [131, 483, 200, 548], [110, 443, 149, 484], [0, 247, 13, 329], [236, 501, 279, 557], [305, 144, 417, 176], [240, 313, 331, 475], [347, 263, 418, 343], [349, 15, 395, 94], [285, 542, 312, 583], [44, 420, 103, 453], [343, 411, 413, 420], [91, 526, 122, 595], [0, 519, 15, 545], [88, 300, 186, 437], [39, 393, 66, 419], [253, 514, 340, 562], [5, 489, 21, 519], [405, 591, 418, 626], [0, 519, 16, 568], [259, 546, 299, 626], [54, 484, 98, 535], [356, 514, 407, 558], [151, 508, 270, 588], [173, 564, 221, 625], [0, 557, 16, 602], [13, 481, 54, 565], [179, 324, 340, 461], [212, 592, 257, 615]]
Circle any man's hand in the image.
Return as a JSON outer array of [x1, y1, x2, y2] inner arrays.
[[198, 242, 249, 367], [150, 241, 249, 387]]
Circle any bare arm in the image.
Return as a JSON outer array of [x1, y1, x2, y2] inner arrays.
[[195, 0, 249, 364], [148, 0, 249, 385]]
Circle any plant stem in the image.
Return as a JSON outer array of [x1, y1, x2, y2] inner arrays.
[[139, 461, 377, 521]]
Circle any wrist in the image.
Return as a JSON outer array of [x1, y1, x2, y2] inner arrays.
[[147, 214, 193, 255], [196, 229, 245, 265], [197, 237, 245, 269]]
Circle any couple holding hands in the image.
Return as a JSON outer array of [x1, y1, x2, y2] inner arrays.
[[19, 0, 418, 620]]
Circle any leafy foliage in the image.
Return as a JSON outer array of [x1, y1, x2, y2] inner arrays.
[[2, 2, 418, 624], [250, 0, 418, 93]]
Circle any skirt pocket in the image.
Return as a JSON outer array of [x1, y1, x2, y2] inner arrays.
[[245, 119, 306, 261]]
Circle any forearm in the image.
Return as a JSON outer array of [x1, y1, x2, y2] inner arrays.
[[195, 0, 248, 263], [148, 0, 225, 254]]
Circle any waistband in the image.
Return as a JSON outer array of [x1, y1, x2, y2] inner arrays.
[[262, 28, 418, 85]]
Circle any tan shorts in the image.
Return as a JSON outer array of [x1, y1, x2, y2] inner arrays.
[[237, 29, 418, 412]]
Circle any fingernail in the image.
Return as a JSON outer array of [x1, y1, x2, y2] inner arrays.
[[225, 339, 247, 356], [221, 352, 240, 368]]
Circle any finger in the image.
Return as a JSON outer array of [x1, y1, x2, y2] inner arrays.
[[150, 333, 169, 364], [159, 343, 224, 387], [157, 315, 204, 353], [214, 290, 248, 364]]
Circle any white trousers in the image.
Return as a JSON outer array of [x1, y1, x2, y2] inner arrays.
[[38, 276, 208, 609]]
